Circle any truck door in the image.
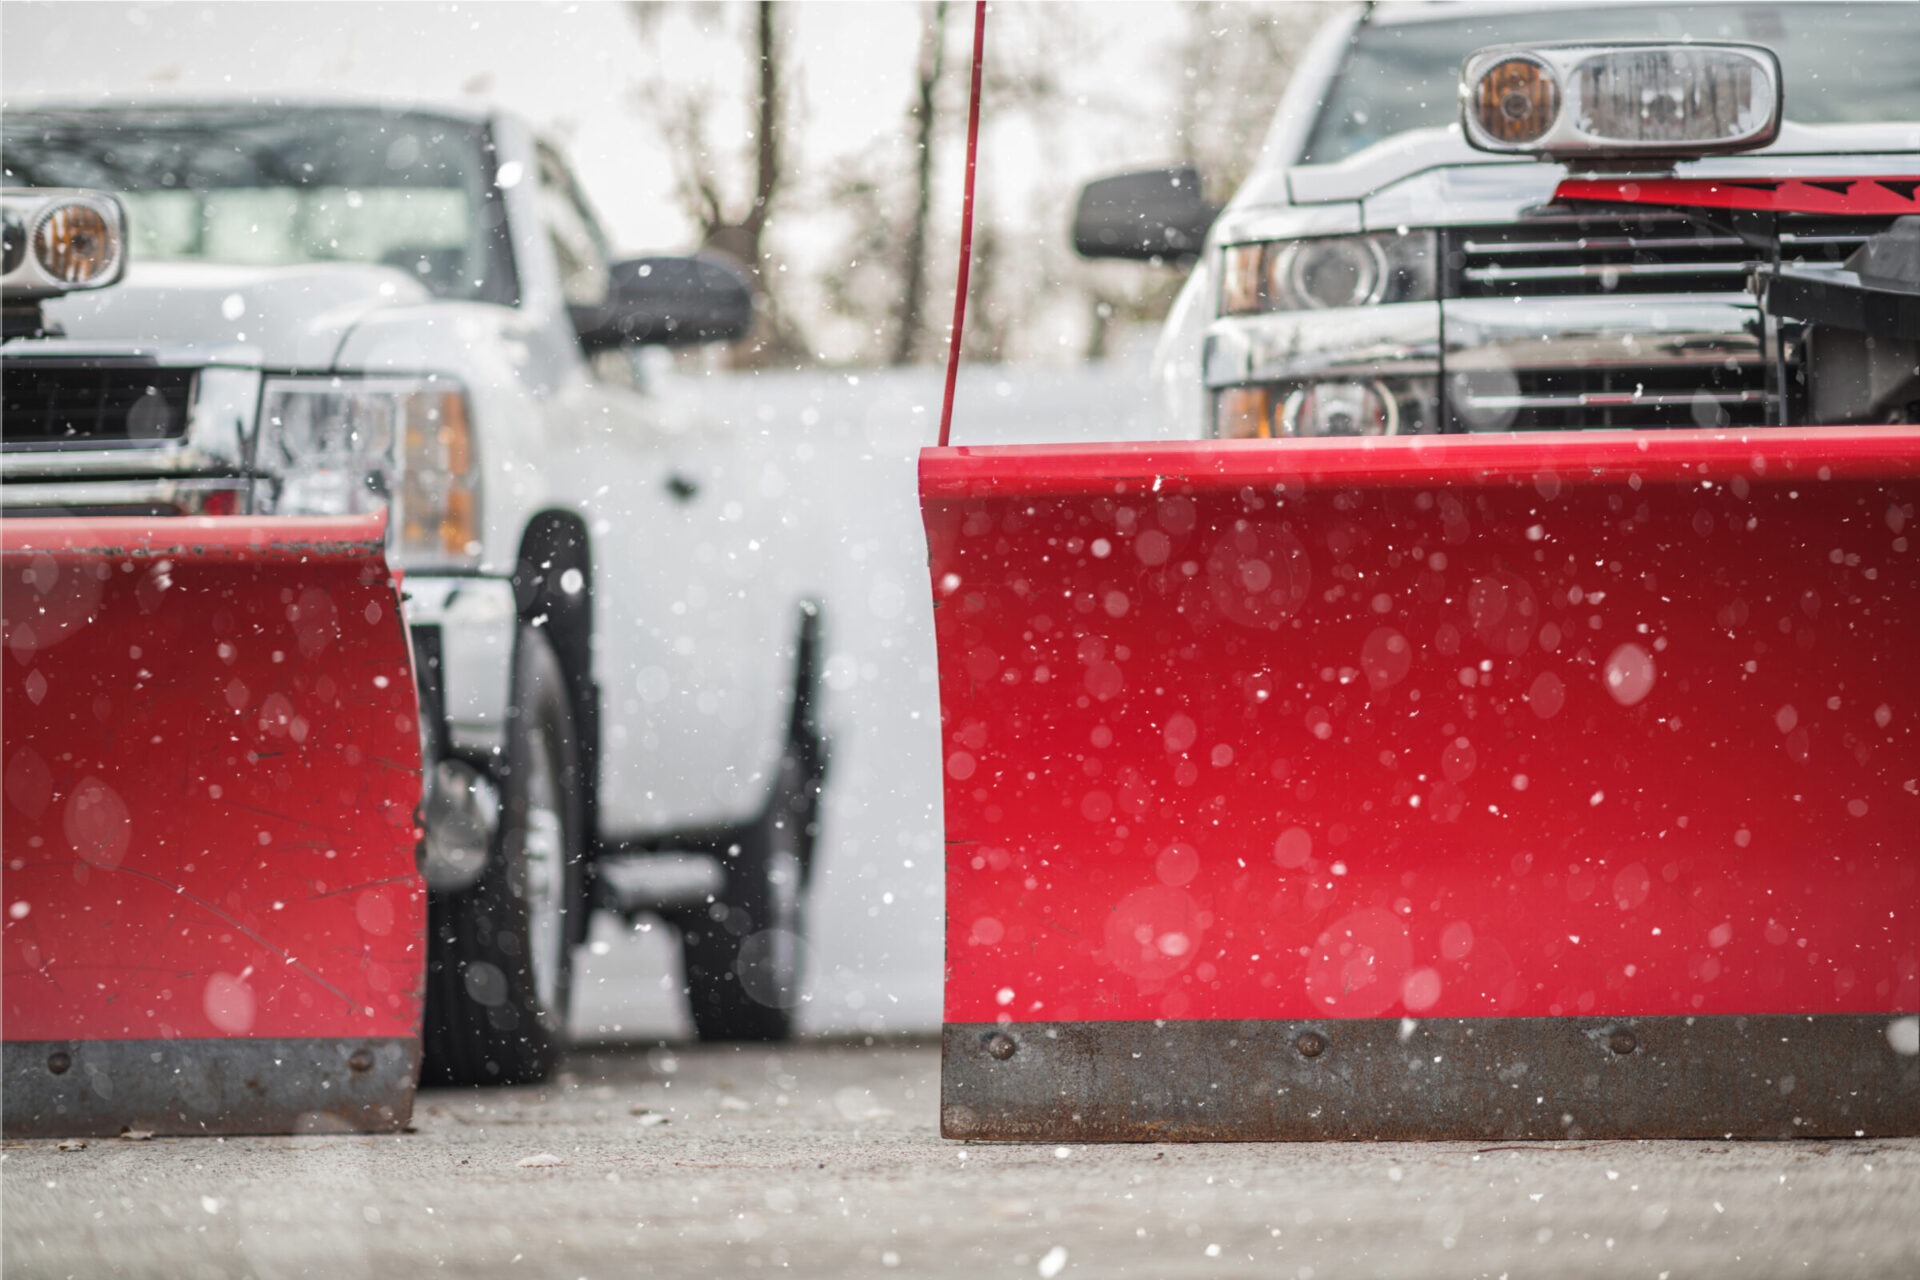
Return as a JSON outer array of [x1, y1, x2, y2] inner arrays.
[[531, 146, 787, 836]]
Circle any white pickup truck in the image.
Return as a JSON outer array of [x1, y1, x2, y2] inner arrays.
[[1, 102, 831, 1083], [1074, 0, 1920, 438]]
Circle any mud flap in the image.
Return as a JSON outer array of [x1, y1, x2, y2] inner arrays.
[[2, 516, 425, 1137], [923, 428, 1920, 1140]]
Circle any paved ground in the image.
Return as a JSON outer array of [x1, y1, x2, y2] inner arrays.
[[5, 1038, 1917, 1280]]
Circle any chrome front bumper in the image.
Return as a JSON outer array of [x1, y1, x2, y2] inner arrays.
[[403, 575, 517, 758], [1203, 292, 1771, 433], [1443, 295, 1767, 430], [404, 577, 519, 893]]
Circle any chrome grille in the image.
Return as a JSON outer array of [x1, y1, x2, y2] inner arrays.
[[1452, 362, 1774, 432], [1451, 215, 1880, 299], [1, 363, 195, 447]]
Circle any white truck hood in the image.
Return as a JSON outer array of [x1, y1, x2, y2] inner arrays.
[[39, 260, 433, 369]]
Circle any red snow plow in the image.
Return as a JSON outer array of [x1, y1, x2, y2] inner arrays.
[[2, 514, 425, 1136], [923, 22, 1919, 1140], [925, 429, 1919, 1140]]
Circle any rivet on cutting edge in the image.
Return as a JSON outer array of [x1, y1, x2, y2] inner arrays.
[[47, 1051, 71, 1075], [1608, 1030, 1638, 1056], [347, 1048, 375, 1074], [1296, 1032, 1327, 1059], [985, 1033, 1017, 1061]]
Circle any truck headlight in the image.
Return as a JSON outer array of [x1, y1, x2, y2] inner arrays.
[[257, 377, 481, 567], [1280, 380, 1399, 437], [1222, 231, 1436, 315], [1215, 376, 1437, 440]]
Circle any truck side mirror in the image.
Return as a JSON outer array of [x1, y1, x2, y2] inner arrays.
[[1071, 166, 1218, 264], [572, 253, 755, 350]]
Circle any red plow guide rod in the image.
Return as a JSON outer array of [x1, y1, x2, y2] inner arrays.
[[922, 428, 1920, 1140], [3, 515, 426, 1136]]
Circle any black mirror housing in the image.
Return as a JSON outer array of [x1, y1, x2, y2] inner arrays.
[[1072, 166, 1218, 264], [572, 253, 755, 350]]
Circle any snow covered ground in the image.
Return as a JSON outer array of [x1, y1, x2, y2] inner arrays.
[[571, 345, 1175, 1041]]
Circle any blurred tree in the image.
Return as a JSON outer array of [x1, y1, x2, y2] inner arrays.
[[820, 2, 1083, 367], [1174, 1, 1318, 201], [627, 1, 1325, 368], [1075, 0, 1322, 360], [627, 1, 807, 364], [814, 1, 955, 368], [834, 0, 1324, 367], [892, 1, 950, 366]]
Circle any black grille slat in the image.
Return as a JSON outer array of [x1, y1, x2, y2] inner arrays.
[[2, 366, 195, 447], [1453, 362, 1775, 432], [1440, 212, 1895, 431], [1451, 215, 1883, 299]]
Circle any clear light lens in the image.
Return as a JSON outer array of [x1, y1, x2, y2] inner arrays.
[[1223, 232, 1436, 316], [32, 200, 121, 285], [1213, 379, 1435, 440], [262, 387, 396, 516], [1571, 48, 1769, 147], [1281, 380, 1399, 438], [260, 378, 481, 567], [1276, 238, 1386, 310], [1472, 56, 1560, 146]]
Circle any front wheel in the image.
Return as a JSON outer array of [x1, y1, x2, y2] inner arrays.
[[421, 627, 582, 1085]]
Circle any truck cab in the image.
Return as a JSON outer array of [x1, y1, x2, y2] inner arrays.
[[2, 102, 830, 1082]]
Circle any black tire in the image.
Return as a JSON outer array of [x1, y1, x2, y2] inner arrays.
[[680, 774, 811, 1042], [421, 627, 583, 1085], [681, 606, 827, 1042]]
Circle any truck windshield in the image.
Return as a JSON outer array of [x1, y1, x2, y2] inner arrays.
[[1, 106, 514, 303], [1301, 2, 1920, 166]]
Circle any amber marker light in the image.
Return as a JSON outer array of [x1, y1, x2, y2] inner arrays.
[[1222, 244, 1265, 315], [434, 391, 480, 558], [1472, 56, 1560, 147], [401, 388, 482, 562], [1215, 386, 1273, 439], [32, 200, 120, 286]]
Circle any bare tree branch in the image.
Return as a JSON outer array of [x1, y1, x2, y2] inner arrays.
[[890, 1, 948, 367], [626, 1, 803, 365]]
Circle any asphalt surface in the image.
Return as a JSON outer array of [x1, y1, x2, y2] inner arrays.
[[5, 1038, 1917, 1280]]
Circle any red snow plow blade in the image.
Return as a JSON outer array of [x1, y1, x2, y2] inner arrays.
[[2, 515, 425, 1137], [924, 427, 1920, 1141]]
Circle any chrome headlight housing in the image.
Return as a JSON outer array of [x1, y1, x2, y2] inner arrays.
[[256, 376, 481, 568], [1460, 42, 1781, 158], [1222, 231, 1437, 315], [2, 189, 127, 295]]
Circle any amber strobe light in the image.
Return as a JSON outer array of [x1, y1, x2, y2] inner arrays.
[[1472, 57, 1560, 146], [32, 201, 119, 286]]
